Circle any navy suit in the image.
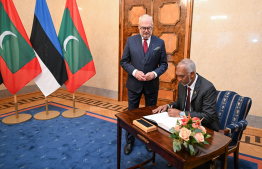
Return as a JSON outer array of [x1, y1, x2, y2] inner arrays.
[[170, 74, 220, 131], [120, 34, 167, 143], [120, 34, 168, 94]]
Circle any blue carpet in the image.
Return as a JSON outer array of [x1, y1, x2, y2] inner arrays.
[[0, 102, 261, 169]]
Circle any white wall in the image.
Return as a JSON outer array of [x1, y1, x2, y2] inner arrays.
[[190, 0, 262, 116]]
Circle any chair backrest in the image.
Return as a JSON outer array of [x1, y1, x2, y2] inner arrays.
[[216, 90, 252, 145]]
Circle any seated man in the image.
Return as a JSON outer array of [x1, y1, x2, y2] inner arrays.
[[152, 58, 220, 132]]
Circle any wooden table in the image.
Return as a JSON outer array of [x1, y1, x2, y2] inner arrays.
[[116, 106, 232, 169]]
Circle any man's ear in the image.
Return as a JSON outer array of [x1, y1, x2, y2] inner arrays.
[[190, 71, 195, 78]]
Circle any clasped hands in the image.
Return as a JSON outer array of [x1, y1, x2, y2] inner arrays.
[[152, 104, 181, 117], [135, 71, 154, 81]]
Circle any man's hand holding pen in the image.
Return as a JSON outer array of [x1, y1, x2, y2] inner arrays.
[[167, 106, 181, 117]]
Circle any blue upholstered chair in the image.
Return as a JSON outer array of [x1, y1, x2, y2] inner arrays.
[[213, 90, 252, 169]]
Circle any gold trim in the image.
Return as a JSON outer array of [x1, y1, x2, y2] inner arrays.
[[138, 134, 149, 143]]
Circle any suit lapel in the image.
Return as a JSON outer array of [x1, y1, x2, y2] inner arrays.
[[191, 75, 201, 101], [180, 85, 187, 111], [135, 35, 144, 57], [145, 35, 156, 59]]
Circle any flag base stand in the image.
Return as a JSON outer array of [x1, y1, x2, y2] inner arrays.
[[34, 97, 60, 120], [2, 94, 32, 124], [62, 109, 86, 118], [61, 92, 86, 118], [2, 114, 32, 124], [34, 111, 60, 120]]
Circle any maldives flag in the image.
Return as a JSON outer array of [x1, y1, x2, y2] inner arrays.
[[58, 0, 96, 93], [0, 0, 41, 95], [30, 0, 68, 97]]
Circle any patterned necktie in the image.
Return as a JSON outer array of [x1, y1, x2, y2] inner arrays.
[[143, 39, 148, 53], [185, 87, 191, 111]]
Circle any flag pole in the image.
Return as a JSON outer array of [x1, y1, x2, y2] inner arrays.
[[62, 92, 86, 118], [2, 94, 32, 124], [14, 94, 18, 118], [34, 97, 60, 120], [73, 92, 75, 113]]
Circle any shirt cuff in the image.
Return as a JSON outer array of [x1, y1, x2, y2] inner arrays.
[[153, 71, 157, 78], [180, 111, 185, 117], [132, 69, 138, 77]]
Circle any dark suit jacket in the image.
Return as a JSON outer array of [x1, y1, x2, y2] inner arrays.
[[120, 34, 168, 94], [170, 74, 220, 131]]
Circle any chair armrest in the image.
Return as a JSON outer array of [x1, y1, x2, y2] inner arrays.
[[226, 119, 248, 134], [218, 129, 230, 134]]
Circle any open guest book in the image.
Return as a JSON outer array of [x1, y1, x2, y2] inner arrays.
[[143, 112, 181, 132]]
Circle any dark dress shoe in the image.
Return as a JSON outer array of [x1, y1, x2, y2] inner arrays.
[[145, 145, 152, 152], [124, 143, 133, 155], [167, 163, 172, 167]]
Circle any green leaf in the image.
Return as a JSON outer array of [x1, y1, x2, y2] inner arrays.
[[187, 121, 193, 126], [204, 134, 211, 139], [169, 127, 175, 133], [183, 142, 188, 148], [191, 137, 198, 144], [170, 135, 176, 139], [190, 149, 194, 156], [170, 133, 179, 139], [173, 142, 181, 152], [195, 128, 202, 133], [195, 143, 204, 148], [178, 142, 181, 150], [173, 142, 177, 152], [189, 144, 194, 156], [204, 140, 210, 144], [190, 131, 196, 136]]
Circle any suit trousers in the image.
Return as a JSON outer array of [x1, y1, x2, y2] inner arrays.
[[125, 88, 158, 144]]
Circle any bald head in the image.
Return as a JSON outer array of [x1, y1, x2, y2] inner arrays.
[[139, 14, 153, 25], [177, 58, 196, 74], [176, 59, 196, 86]]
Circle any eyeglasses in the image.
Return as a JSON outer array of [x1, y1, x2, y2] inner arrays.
[[140, 27, 153, 31]]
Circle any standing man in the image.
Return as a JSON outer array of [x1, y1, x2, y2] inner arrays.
[[152, 58, 220, 132], [120, 14, 168, 155]]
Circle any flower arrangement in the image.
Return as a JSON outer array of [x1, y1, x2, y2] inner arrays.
[[169, 113, 211, 156]]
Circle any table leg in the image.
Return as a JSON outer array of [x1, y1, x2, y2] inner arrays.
[[117, 119, 122, 169], [221, 146, 229, 169], [152, 151, 155, 164]]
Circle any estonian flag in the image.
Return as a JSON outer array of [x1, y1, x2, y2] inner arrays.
[[31, 0, 68, 97]]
